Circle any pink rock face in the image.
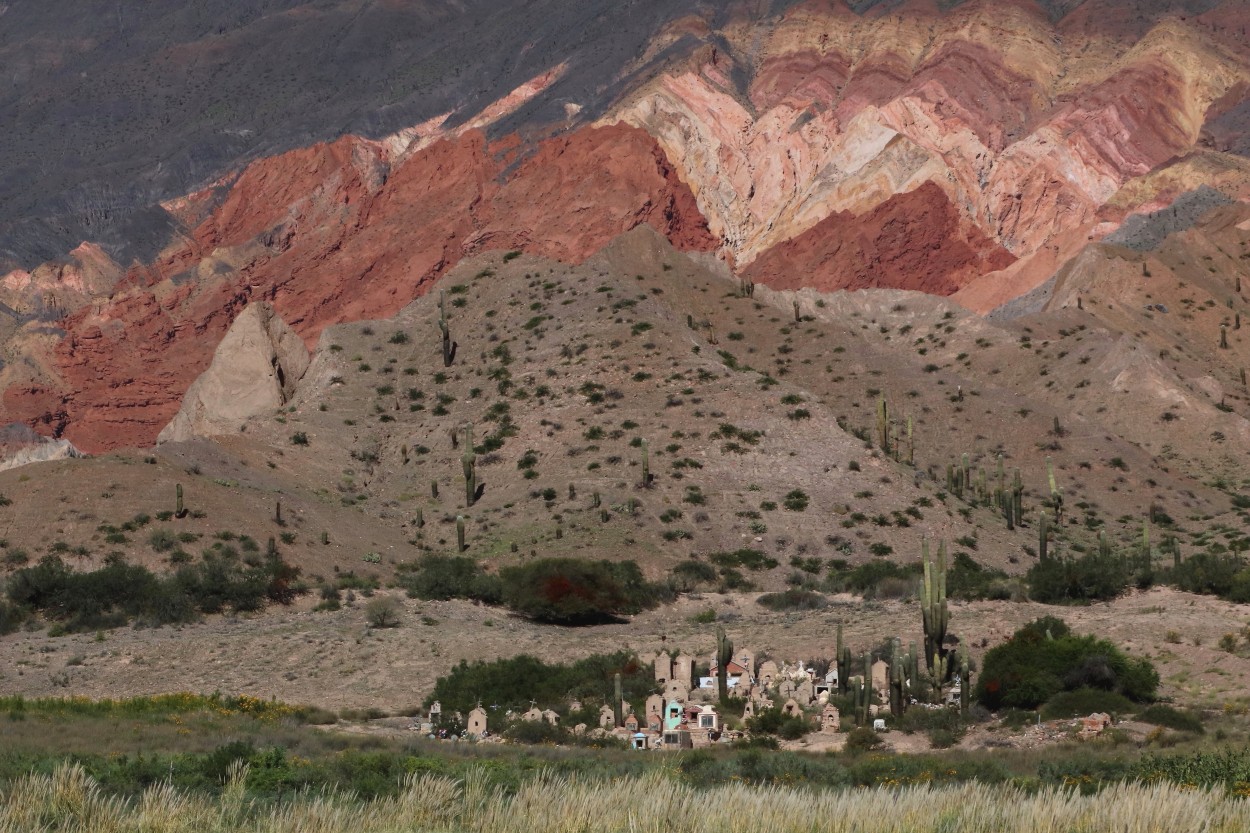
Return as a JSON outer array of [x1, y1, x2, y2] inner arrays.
[[743, 182, 1016, 295], [610, 0, 1249, 268], [0, 243, 122, 318], [3, 125, 714, 452]]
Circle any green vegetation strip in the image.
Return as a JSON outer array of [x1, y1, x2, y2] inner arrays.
[[3, 762, 1250, 833]]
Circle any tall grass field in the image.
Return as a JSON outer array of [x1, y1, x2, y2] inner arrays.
[[3, 763, 1249, 833]]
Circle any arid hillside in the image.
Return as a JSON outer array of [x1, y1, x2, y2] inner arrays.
[[0, 0, 1249, 716]]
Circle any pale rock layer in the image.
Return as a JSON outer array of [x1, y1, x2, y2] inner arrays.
[[157, 303, 309, 444]]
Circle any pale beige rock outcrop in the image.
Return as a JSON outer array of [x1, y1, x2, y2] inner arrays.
[[157, 303, 309, 443]]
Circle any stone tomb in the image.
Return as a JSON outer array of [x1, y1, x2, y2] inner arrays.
[[466, 707, 488, 737], [653, 652, 672, 685], [674, 653, 695, 686]]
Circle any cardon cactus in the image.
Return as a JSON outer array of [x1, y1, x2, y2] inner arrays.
[[439, 291, 457, 366], [716, 626, 734, 704], [1047, 456, 1063, 523], [921, 539, 950, 700], [876, 395, 890, 455], [462, 423, 477, 507], [639, 438, 651, 488], [613, 672, 623, 728], [959, 654, 971, 715], [1012, 468, 1024, 527]]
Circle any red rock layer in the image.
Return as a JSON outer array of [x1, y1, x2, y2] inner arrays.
[[743, 182, 1017, 295], [4, 125, 714, 452]]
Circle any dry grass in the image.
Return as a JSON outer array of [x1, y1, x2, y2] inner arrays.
[[4, 763, 1250, 833]]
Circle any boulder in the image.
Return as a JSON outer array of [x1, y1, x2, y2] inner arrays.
[[157, 303, 308, 443]]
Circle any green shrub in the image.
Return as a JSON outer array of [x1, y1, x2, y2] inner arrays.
[[1039, 688, 1134, 720], [499, 558, 670, 625], [670, 559, 718, 591], [503, 718, 566, 744], [8, 545, 305, 633], [893, 706, 965, 737], [782, 490, 809, 511], [843, 726, 884, 753], [746, 706, 810, 739], [1165, 552, 1250, 601], [755, 589, 826, 611], [947, 552, 1011, 600], [1026, 552, 1130, 603], [1135, 704, 1204, 734], [397, 555, 502, 604], [709, 549, 777, 571], [429, 651, 651, 716], [975, 617, 1157, 710], [364, 596, 402, 628], [1126, 748, 1250, 788], [147, 527, 178, 553], [7, 555, 191, 631], [846, 754, 1009, 787], [824, 560, 921, 597]]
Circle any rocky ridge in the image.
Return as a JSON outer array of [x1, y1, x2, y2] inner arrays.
[[0, 0, 1247, 452]]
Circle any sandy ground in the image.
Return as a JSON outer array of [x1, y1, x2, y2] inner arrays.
[[2, 586, 1247, 715]]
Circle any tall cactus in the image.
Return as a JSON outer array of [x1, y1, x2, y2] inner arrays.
[[175, 484, 187, 519], [840, 644, 852, 698], [889, 649, 904, 717], [921, 539, 950, 700], [462, 423, 477, 507], [1047, 457, 1063, 523], [613, 672, 623, 728], [716, 626, 733, 704], [456, 514, 466, 553], [439, 290, 456, 367], [1012, 468, 1024, 527], [876, 395, 890, 455], [906, 642, 919, 709], [929, 650, 949, 703], [959, 654, 971, 715], [639, 438, 651, 488]]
